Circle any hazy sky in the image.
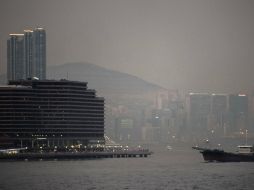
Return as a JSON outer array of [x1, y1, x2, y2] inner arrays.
[[1, 0, 254, 92]]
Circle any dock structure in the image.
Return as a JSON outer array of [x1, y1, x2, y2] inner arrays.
[[0, 150, 152, 161]]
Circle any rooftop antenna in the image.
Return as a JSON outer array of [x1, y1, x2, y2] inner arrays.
[[67, 72, 69, 80]]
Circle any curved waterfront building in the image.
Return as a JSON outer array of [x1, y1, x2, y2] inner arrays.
[[0, 79, 104, 148]]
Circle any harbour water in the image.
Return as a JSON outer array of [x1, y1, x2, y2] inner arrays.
[[0, 145, 254, 190]]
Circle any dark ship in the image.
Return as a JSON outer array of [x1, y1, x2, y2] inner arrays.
[[193, 145, 254, 162]]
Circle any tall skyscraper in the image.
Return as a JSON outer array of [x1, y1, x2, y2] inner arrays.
[[33, 28, 46, 80], [7, 34, 24, 81], [7, 27, 46, 81], [23, 30, 34, 79]]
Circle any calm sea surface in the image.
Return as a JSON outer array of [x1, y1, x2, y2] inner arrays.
[[0, 145, 254, 190]]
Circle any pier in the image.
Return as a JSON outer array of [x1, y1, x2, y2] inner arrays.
[[0, 150, 152, 161]]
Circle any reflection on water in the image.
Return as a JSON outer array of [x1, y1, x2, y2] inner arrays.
[[0, 145, 254, 190]]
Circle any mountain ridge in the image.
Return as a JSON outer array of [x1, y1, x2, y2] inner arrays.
[[0, 62, 165, 96]]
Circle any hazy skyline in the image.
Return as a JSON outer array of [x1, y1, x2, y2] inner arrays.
[[1, 0, 254, 93]]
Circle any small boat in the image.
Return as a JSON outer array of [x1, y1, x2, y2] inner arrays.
[[166, 145, 172, 150], [192, 145, 254, 162]]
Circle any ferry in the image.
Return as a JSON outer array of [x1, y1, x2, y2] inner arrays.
[[166, 145, 172, 151], [193, 145, 254, 162]]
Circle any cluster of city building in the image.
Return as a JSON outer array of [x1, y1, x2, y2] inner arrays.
[[106, 91, 251, 144], [0, 28, 105, 149], [1, 27, 252, 149], [186, 93, 248, 139]]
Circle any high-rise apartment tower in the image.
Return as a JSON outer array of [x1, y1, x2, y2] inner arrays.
[[33, 28, 46, 80], [7, 34, 24, 80], [7, 27, 46, 81]]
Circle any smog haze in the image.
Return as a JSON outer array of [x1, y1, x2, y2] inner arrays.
[[0, 0, 254, 93]]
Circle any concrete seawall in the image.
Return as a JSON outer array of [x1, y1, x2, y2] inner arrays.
[[0, 150, 153, 161]]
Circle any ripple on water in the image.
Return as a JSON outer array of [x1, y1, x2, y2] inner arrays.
[[0, 149, 254, 190]]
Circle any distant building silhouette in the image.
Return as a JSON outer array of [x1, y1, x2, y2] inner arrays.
[[186, 92, 249, 139], [7, 27, 46, 81], [187, 93, 211, 134], [228, 94, 248, 133]]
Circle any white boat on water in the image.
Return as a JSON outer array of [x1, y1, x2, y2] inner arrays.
[[166, 145, 172, 150]]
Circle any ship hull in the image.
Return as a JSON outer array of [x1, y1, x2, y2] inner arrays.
[[201, 149, 254, 162]]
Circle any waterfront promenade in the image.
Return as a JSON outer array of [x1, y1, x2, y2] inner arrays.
[[0, 150, 152, 160]]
